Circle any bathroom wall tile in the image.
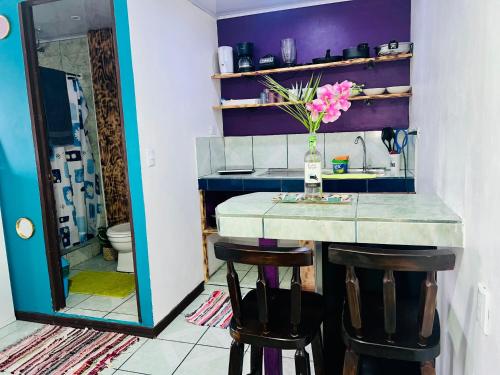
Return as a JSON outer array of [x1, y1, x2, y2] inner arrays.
[[59, 37, 88, 56], [224, 136, 253, 169], [252, 135, 287, 169], [287, 133, 325, 169], [38, 41, 61, 57], [324, 132, 364, 169], [365, 131, 390, 169], [209, 137, 225, 173], [195, 137, 211, 177], [38, 55, 63, 70]]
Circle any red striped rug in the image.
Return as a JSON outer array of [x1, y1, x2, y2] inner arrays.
[[0, 325, 139, 375], [185, 290, 233, 329]]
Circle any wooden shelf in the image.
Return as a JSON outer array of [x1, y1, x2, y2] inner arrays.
[[212, 53, 412, 80], [203, 227, 218, 235], [213, 92, 411, 110]]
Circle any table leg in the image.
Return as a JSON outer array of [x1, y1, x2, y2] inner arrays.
[[260, 238, 283, 375]]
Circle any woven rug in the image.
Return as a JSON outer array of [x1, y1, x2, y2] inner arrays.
[[0, 325, 139, 375], [70, 271, 136, 298], [185, 290, 233, 329]]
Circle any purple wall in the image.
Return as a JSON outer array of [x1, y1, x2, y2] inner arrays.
[[217, 0, 411, 136]]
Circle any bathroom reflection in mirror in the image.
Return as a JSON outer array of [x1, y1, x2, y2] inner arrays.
[[30, 0, 140, 322]]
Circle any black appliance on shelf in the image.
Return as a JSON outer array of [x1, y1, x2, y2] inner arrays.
[[236, 42, 255, 72], [258, 54, 279, 69], [312, 49, 343, 64], [343, 43, 370, 60]]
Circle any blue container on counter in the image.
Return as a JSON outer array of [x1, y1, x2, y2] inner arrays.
[[332, 158, 349, 174]]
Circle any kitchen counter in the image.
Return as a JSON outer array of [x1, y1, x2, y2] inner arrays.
[[199, 169, 415, 193], [216, 192, 462, 247]]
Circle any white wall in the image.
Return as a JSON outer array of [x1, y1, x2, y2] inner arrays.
[[411, 1, 500, 374], [0, 208, 15, 328], [126, 0, 222, 323]]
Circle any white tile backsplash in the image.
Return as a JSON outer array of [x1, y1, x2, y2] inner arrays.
[[287, 133, 325, 169], [195, 138, 211, 177], [252, 135, 287, 169], [325, 132, 364, 169], [209, 137, 225, 173], [224, 136, 253, 169], [365, 131, 390, 169], [195, 131, 415, 175]]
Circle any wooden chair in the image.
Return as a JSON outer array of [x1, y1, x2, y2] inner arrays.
[[328, 243, 457, 375], [214, 241, 326, 375]]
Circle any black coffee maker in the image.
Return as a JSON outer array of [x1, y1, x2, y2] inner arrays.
[[236, 42, 255, 72]]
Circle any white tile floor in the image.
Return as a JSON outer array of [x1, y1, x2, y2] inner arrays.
[[0, 263, 315, 374], [62, 256, 139, 323]]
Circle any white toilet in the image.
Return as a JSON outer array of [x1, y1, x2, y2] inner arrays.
[[107, 222, 134, 273]]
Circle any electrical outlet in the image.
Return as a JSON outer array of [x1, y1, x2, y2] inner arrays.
[[477, 283, 491, 335]]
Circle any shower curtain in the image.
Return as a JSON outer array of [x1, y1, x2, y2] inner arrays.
[[50, 76, 102, 249]]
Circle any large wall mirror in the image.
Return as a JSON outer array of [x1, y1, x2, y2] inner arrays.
[[22, 0, 141, 323]]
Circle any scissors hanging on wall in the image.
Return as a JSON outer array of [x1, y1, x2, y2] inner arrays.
[[394, 129, 408, 154]]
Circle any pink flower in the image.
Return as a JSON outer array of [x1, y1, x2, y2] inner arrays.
[[338, 80, 353, 96], [337, 97, 351, 112], [305, 80, 355, 125], [323, 102, 341, 123], [317, 84, 335, 103], [306, 99, 326, 121]]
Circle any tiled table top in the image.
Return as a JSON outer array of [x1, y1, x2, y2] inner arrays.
[[216, 193, 463, 247]]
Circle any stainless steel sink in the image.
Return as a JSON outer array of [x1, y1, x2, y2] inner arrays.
[[347, 168, 386, 175], [260, 169, 304, 177], [260, 168, 386, 177]]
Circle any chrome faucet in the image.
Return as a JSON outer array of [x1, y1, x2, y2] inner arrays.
[[354, 135, 367, 172]]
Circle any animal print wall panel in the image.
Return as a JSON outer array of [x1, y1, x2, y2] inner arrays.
[[88, 28, 130, 227]]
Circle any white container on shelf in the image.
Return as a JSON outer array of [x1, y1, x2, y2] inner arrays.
[[218, 46, 234, 74], [389, 153, 401, 176]]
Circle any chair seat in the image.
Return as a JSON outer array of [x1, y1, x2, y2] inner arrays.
[[230, 289, 324, 350], [343, 294, 440, 362], [359, 354, 422, 375]]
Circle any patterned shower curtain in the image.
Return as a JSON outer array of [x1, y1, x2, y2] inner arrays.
[[50, 76, 102, 249]]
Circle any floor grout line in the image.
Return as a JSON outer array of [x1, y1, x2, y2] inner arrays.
[[110, 294, 137, 315], [66, 293, 94, 309], [170, 322, 210, 375], [114, 369, 149, 375], [114, 337, 150, 372]]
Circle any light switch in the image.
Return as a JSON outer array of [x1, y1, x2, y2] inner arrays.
[[146, 148, 156, 167], [477, 283, 491, 335]]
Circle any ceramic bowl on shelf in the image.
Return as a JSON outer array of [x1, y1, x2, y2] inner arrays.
[[386, 85, 412, 94], [362, 88, 386, 96]]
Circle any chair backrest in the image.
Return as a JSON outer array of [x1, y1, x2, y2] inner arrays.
[[214, 242, 313, 335], [328, 243, 457, 345]]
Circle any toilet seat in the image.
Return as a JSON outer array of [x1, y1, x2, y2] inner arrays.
[[107, 222, 131, 238]]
